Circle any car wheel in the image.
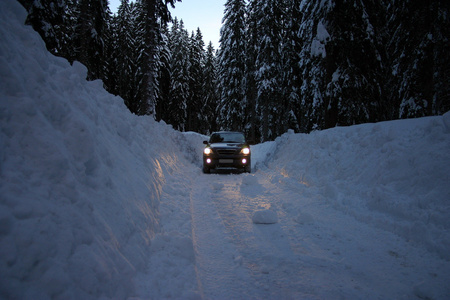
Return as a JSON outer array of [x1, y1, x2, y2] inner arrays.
[[203, 165, 210, 174]]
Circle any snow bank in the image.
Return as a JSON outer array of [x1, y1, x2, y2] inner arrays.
[[181, 131, 208, 167], [0, 1, 187, 298], [251, 139, 277, 172], [260, 116, 450, 260]]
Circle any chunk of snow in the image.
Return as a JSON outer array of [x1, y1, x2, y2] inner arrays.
[[252, 209, 278, 224]]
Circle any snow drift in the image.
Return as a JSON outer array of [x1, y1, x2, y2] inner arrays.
[[260, 117, 450, 260], [1, 1, 189, 298]]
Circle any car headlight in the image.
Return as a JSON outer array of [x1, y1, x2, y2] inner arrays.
[[241, 147, 250, 155], [204, 148, 212, 155]]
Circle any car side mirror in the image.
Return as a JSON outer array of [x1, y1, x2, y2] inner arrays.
[[203, 140, 208, 145]]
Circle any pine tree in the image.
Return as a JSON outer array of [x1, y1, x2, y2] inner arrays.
[[19, 0, 76, 61], [297, 0, 388, 131], [186, 28, 206, 132], [387, 0, 450, 118], [218, 0, 248, 132], [155, 22, 172, 123], [110, 0, 141, 113], [281, 0, 304, 133], [102, 11, 118, 96], [134, 0, 156, 115], [251, 0, 286, 141], [201, 42, 220, 134], [168, 19, 190, 130], [132, 0, 179, 116], [74, 0, 110, 80], [115, 0, 134, 99], [245, 0, 260, 141], [323, 0, 385, 128], [59, 0, 78, 62], [19, 0, 65, 55]]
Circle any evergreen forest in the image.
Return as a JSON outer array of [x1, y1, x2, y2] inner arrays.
[[19, 0, 449, 142]]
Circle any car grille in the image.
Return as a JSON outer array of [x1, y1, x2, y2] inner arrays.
[[217, 149, 238, 155]]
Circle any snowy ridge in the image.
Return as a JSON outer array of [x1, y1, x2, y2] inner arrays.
[[263, 117, 450, 260], [0, 1, 189, 298]]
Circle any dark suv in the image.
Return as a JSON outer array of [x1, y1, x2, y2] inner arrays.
[[202, 131, 251, 173]]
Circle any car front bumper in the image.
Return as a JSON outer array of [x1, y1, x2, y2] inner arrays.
[[203, 155, 250, 170]]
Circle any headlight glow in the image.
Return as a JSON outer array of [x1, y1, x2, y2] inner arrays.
[[204, 148, 212, 155], [241, 147, 250, 155]]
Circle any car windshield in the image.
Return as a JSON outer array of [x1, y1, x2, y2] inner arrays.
[[210, 132, 245, 144]]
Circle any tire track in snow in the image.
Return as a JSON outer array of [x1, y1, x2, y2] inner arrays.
[[190, 173, 264, 299], [190, 172, 310, 299], [210, 173, 315, 299]]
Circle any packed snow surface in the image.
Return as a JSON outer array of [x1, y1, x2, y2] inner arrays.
[[1, 0, 450, 299]]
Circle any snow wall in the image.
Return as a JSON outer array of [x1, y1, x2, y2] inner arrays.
[[0, 1, 193, 298], [260, 118, 450, 261]]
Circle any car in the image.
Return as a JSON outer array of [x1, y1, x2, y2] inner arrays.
[[202, 131, 251, 174]]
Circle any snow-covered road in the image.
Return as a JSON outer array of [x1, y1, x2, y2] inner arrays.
[[190, 171, 313, 299], [143, 149, 450, 299]]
